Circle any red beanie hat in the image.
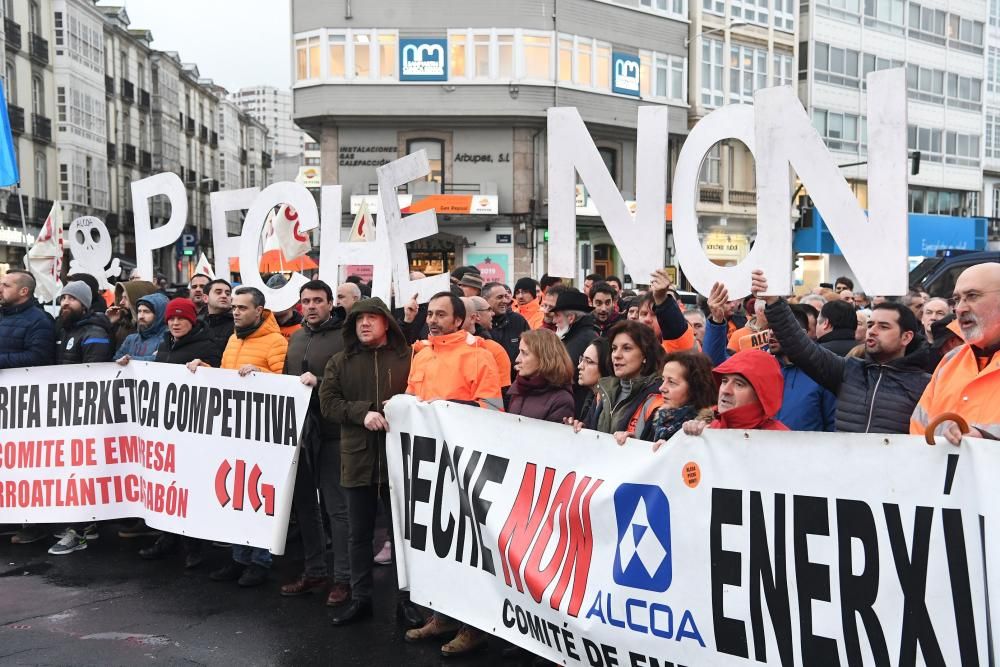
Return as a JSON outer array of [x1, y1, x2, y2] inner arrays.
[[165, 298, 198, 326]]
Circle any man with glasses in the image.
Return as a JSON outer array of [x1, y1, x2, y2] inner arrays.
[[911, 263, 1000, 444]]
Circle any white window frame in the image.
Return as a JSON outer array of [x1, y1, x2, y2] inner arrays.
[[639, 49, 687, 103], [729, 43, 768, 104], [295, 29, 398, 84], [701, 37, 725, 108], [515, 29, 555, 82], [773, 51, 794, 87], [774, 0, 795, 32], [294, 30, 323, 83], [556, 34, 612, 92], [448, 29, 517, 81], [640, 0, 688, 20]]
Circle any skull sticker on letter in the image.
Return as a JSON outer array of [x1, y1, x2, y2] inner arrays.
[[68, 216, 120, 290]]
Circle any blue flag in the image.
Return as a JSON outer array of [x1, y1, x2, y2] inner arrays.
[[0, 81, 19, 187]]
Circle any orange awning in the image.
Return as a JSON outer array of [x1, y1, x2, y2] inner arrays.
[[228, 249, 318, 273]]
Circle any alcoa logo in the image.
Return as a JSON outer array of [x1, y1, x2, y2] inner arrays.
[[613, 483, 671, 592], [614, 59, 640, 91], [403, 43, 445, 75]]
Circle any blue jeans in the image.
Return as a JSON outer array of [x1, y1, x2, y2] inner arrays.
[[232, 545, 271, 568]]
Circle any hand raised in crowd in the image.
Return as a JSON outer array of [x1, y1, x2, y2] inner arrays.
[[613, 431, 633, 446], [562, 416, 586, 433], [116, 354, 131, 366], [363, 411, 389, 432], [707, 282, 729, 323], [238, 364, 259, 377], [750, 269, 779, 305], [682, 419, 707, 436], [300, 372, 318, 387], [186, 359, 201, 373], [403, 293, 420, 324], [649, 268, 673, 306], [106, 306, 122, 324]]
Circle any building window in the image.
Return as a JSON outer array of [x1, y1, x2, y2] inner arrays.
[[640, 51, 686, 102], [407, 139, 443, 192], [31, 75, 43, 114], [986, 110, 1000, 159], [990, 48, 1000, 94], [945, 72, 982, 111], [948, 15, 984, 54], [729, 43, 768, 104], [814, 0, 861, 23], [905, 64, 944, 105], [907, 4, 947, 45], [700, 145, 721, 184], [813, 43, 859, 88], [863, 0, 905, 35], [992, 187, 1000, 218], [906, 125, 943, 163], [732, 0, 770, 27], [295, 35, 321, 81], [34, 152, 46, 199], [640, 0, 687, 17], [908, 187, 968, 215], [701, 38, 724, 107], [944, 131, 980, 167], [4, 60, 14, 103], [28, 0, 39, 35], [774, 0, 795, 31], [813, 109, 862, 152], [555, 35, 611, 91], [522, 33, 553, 80], [773, 52, 794, 86], [992, 0, 1000, 27], [703, 0, 725, 16]]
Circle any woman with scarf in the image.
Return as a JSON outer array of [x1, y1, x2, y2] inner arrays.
[[682, 348, 789, 435], [589, 320, 666, 437], [508, 329, 576, 422], [613, 351, 716, 449], [575, 337, 613, 428]]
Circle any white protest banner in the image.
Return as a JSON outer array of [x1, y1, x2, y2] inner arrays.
[[385, 395, 999, 666], [0, 362, 311, 553]]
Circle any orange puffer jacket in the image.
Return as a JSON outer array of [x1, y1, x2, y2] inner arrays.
[[221, 310, 288, 373]]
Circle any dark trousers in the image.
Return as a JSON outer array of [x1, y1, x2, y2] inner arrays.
[[344, 483, 393, 602], [292, 438, 349, 581]]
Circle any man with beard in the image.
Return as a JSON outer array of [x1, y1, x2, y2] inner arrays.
[[188, 273, 211, 317], [482, 281, 528, 371], [279, 280, 353, 607], [47, 281, 115, 555], [912, 263, 1000, 444], [591, 281, 624, 337], [202, 278, 234, 355], [113, 294, 168, 362], [754, 269, 930, 434]]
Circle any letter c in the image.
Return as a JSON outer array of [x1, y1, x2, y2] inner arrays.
[[502, 599, 516, 629]]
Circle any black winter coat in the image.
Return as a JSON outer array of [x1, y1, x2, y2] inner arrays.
[[154, 324, 223, 368], [202, 310, 234, 357], [285, 310, 347, 439], [766, 299, 931, 433], [0, 298, 55, 369], [817, 329, 860, 357], [489, 310, 530, 376], [56, 312, 114, 364]]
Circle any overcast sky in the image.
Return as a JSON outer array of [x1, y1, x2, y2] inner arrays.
[[101, 0, 291, 91]]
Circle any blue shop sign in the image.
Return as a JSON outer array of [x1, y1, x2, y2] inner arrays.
[[612, 52, 640, 97], [793, 208, 987, 257], [399, 39, 448, 81]]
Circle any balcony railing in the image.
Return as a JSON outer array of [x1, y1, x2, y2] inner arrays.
[[698, 186, 723, 204], [105, 75, 115, 97], [123, 143, 137, 166], [8, 104, 24, 135], [210, 131, 218, 147], [185, 169, 197, 188], [729, 190, 757, 206], [138, 89, 150, 110], [29, 33, 48, 65], [199, 125, 208, 143], [261, 151, 272, 169], [199, 178, 211, 193], [239, 148, 247, 165], [31, 113, 51, 144], [4, 19, 21, 52], [107, 142, 116, 161], [121, 79, 135, 104], [140, 150, 152, 171], [185, 117, 195, 135]]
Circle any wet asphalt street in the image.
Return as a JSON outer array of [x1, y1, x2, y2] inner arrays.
[[0, 523, 520, 666]]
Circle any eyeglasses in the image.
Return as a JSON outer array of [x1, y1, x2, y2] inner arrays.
[[579, 357, 598, 367], [948, 289, 1000, 308]]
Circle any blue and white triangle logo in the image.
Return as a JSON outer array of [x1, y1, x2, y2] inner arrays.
[[613, 484, 672, 592]]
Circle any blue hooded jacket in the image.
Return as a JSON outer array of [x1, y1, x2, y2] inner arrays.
[[113, 293, 168, 361]]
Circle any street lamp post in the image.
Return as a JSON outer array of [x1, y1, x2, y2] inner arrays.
[[684, 19, 750, 48]]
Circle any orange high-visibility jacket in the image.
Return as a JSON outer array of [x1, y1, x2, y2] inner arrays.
[[221, 310, 288, 374], [407, 330, 504, 409], [910, 344, 1000, 439], [518, 298, 545, 330]]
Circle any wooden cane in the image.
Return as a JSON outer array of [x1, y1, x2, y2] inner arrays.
[[924, 412, 970, 446]]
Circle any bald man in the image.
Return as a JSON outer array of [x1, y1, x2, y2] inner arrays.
[[336, 282, 362, 312], [912, 263, 1000, 444], [461, 296, 511, 386]]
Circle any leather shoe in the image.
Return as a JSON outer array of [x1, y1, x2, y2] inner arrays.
[[183, 552, 205, 569], [280, 575, 327, 597], [397, 599, 425, 629], [330, 599, 373, 626], [237, 563, 269, 587], [139, 535, 175, 560], [209, 562, 245, 582], [325, 581, 351, 606]]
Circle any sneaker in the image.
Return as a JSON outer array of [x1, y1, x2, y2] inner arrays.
[[374, 540, 393, 565], [11, 525, 48, 544], [118, 519, 159, 539], [405, 614, 461, 642], [48, 529, 88, 555], [54, 524, 99, 541]]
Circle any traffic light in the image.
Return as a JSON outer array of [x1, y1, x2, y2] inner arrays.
[[911, 151, 921, 176]]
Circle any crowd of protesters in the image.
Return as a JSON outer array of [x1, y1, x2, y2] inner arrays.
[[0, 256, 998, 659]]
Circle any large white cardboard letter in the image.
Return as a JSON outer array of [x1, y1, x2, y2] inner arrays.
[[132, 172, 188, 281], [239, 182, 319, 312], [210, 187, 259, 280], [547, 107, 668, 280], [376, 152, 450, 303]]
